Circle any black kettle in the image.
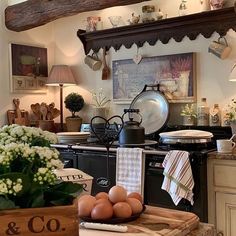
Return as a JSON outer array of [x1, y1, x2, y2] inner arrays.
[[119, 109, 145, 145]]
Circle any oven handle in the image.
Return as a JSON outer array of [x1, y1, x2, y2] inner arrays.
[[146, 166, 164, 175]]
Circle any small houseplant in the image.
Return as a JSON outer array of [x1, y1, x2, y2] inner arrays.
[[180, 103, 197, 125], [90, 88, 110, 123], [224, 99, 236, 134], [64, 92, 85, 132], [0, 124, 82, 235]]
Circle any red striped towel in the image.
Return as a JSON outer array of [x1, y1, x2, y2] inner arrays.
[[116, 147, 144, 195], [161, 150, 194, 205]]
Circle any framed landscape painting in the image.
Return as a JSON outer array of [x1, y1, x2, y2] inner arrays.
[[9, 43, 48, 93], [112, 53, 196, 104]]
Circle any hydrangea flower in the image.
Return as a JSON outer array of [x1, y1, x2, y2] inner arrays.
[[0, 125, 81, 210]]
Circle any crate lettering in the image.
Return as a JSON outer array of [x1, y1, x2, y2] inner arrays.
[[5, 222, 21, 235], [28, 216, 63, 233]]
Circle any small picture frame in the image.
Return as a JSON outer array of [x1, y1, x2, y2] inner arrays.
[[9, 43, 48, 94], [112, 53, 196, 104]]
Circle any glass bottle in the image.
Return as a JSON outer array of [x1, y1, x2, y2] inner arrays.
[[209, 104, 221, 126], [197, 98, 209, 126], [179, 0, 188, 16]]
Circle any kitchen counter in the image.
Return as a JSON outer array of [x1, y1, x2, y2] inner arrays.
[[208, 150, 236, 160], [79, 205, 215, 236]]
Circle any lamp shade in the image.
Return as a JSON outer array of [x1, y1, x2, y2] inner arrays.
[[46, 65, 76, 86], [229, 63, 236, 82]]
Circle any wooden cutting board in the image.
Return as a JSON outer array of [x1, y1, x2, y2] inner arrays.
[[80, 205, 199, 236]]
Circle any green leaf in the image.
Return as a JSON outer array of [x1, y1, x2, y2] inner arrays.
[[30, 136, 50, 147], [30, 189, 45, 208], [44, 190, 75, 206], [0, 196, 18, 210], [50, 181, 83, 195]]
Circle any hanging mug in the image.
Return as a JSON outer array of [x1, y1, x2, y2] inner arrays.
[[84, 53, 102, 71], [208, 36, 231, 59]]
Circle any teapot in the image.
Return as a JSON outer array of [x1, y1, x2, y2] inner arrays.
[[119, 109, 145, 145]]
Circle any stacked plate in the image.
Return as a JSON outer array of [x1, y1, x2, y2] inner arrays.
[[57, 132, 90, 144]]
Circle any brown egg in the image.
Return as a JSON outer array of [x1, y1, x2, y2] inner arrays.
[[108, 185, 127, 203], [113, 202, 132, 218], [78, 196, 96, 217], [127, 192, 143, 203], [78, 194, 95, 203], [126, 198, 143, 215], [94, 198, 113, 206], [95, 192, 109, 200], [91, 202, 113, 220]]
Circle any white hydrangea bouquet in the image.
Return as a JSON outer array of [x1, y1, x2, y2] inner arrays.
[[0, 124, 82, 210]]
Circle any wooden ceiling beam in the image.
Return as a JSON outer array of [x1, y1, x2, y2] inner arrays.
[[5, 0, 150, 32]]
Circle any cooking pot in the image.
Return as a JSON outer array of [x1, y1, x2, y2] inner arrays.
[[130, 84, 169, 135], [119, 109, 145, 144], [159, 129, 213, 144]]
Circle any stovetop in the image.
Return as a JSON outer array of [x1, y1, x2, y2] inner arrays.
[[53, 124, 232, 155]]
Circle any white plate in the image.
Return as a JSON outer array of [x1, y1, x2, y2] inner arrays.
[[57, 132, 90, 137]]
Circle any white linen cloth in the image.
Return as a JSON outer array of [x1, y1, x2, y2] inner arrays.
[[161, 150, 194, 205], [116, 147, 144, 195]]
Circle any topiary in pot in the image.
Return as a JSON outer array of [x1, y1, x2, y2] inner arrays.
[[64, 92, 85, 132]]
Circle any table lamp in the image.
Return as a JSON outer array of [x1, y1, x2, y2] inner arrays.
[[46, 65, 76, 131]]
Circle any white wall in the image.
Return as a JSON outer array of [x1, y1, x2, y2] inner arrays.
[[0, 0, 56, 125], [52, 0, 236, 124], [3, 0, 236, 126]]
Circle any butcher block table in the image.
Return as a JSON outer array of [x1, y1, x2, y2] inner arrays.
[[79, 206, 215, 236]]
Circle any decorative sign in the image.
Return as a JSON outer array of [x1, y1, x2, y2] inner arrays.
[[9, 43, 48, 94], [112, 53, 196, 104]]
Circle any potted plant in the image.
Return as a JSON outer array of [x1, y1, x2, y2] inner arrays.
[[0, 124, 82, 236], [224, 99, 236, 134], [90, 88, 110, 123], [64, 92, 85, 132], [180, 103, 197, 125]]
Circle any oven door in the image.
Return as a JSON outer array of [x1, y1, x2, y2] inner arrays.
[[144, 155, 192, 212]]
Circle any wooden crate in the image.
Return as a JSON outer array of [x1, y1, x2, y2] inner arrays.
[[0, 200, 79, 236]]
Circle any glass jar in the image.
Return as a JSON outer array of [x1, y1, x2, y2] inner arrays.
[[142, 5, 156, 23], [209, 104, 221, 126], [197, 98, 209, 126]]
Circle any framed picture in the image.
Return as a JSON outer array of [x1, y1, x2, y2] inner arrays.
[[112, 53, 196, 104], [9, 43, 48, 93]]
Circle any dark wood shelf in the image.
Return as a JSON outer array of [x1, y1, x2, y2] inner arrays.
[[77, 6, 236, 54]]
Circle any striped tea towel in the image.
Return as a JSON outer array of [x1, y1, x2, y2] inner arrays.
[[161, 150, 194, 205], [116, 147, 144, 195]]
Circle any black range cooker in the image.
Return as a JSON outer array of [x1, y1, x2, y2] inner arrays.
[[58, 125, 232, 223]]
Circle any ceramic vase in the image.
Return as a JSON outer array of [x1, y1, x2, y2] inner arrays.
[[92, 107, 107, 123], [183, 115, 195, 126], [38, 120, 55, 132]]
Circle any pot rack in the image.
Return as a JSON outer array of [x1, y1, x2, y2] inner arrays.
[[77, 6, 236, 54]]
